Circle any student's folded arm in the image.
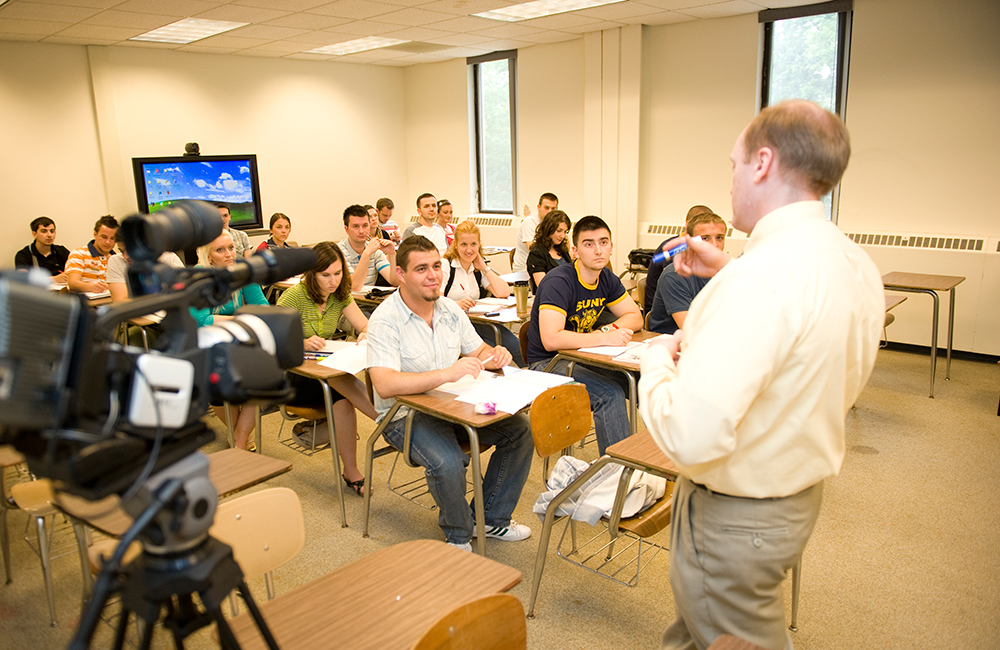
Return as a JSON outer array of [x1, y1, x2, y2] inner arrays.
[[109, 282, 129, 303], [609, 294, 644, 331], [368, 366, 451, 399], [66, 270, 88, 292], [537, 307, 605, 351]]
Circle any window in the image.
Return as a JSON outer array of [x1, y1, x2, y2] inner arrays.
[[760, 1, 852, 220], [470, 51, 517, 214]]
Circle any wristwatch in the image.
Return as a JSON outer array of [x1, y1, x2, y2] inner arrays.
[[600, 324, 619, 333]]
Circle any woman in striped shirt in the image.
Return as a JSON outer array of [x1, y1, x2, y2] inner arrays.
[[278, 242, 378, 495]]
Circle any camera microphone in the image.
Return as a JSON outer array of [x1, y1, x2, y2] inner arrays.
[[221, 247, 316, 289]]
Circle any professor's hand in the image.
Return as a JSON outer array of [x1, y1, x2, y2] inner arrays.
[[673, 235, 731, 278]]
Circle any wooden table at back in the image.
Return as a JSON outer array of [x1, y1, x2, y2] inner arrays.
[[55, 448, 292, 536], [229, 539, 521, 650]]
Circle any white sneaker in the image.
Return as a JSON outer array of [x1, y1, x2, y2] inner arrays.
[[474, 520, 532, 542], [447, 541, 472, 552]]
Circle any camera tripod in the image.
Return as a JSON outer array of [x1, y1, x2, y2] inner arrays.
[[70, 454, 280, 650]]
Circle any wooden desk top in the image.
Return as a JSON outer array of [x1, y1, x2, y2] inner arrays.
[[396, 390, 516, 428], [882, 271, 966, 292], [606, 429, 677, 477], [56, 448, 291, 536], [0, 444, 25, 468], [555, 329, 660, 373], [290, 358, 348, 381], [885, 294, 907, 312], [229, 539, 521, 650]]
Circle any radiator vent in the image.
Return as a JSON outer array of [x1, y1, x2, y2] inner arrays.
[[646, 224, 735, 238], [847, 233, 984, 251], [469, 216, 514, 227]]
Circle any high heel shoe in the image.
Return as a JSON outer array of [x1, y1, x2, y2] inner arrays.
[[343, 475, 366, 496]]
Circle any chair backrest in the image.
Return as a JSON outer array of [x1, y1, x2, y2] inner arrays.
[[644, 310, 652, 332], [507, 247, 515, 270], [529, 384, 592, 458], [518, 321, 530, 368], [210, 487, 305, 581], [410, 593, 526, 650], [636, 276, 647, 312]]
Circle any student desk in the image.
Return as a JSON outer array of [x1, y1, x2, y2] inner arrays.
[[363, 390, 520, 556], [544, 330, 659, 437], [228, 539, 521, 650], [467, 301, 527, 349], [287, 359, 351, 528], [55, 448, 292, 536], [882, 271, 965, 397]]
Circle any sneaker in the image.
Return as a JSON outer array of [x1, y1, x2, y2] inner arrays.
[[475, 520, 532, 542], [447, 541, 473, 552]]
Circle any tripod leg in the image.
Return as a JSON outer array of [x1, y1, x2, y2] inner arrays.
[[112, 605, 131, 650], [235, 581, 281, 650]]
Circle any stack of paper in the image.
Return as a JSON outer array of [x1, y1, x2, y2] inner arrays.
[[318, 340, 368, 374], [448, 367, 573, 414]]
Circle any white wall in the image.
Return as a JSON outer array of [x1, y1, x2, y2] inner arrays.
[[0, 42, 109, 260], [0, 41, 408, 263]]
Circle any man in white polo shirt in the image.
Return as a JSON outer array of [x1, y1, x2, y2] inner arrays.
[[512, 192, 558, 273], [400, 193, 447, 253]]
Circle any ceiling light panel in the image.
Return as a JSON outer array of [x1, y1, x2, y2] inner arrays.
[[130, 18, 250, 44], [305, 35, 409, 55], [474, 0, 626, 22]]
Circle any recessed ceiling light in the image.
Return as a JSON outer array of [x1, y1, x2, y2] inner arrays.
[[474, 0, 625, 22], [305, 37, 410, 56], [130, 18, 249, 44]]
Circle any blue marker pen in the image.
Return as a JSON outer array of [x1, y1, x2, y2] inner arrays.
[[650, 241, 689, 265]]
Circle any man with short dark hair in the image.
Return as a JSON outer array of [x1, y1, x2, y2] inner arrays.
[[216, 202, 251, 259], [639, 100, 883, 650], [338, 204, 397, 292], [66, 215, 119, 293], [400, 193, 447, 252], [367, 235, 534, 551], [513, 192, 558, 273], [524, 215, 643, 455], [375, 198, 401, 243], [15, 216, 70, 280]]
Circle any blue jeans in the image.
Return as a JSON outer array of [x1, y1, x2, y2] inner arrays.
[[529, 358, 632, 455], [382, 410, 534, 545], [472, 321, 524, 367]]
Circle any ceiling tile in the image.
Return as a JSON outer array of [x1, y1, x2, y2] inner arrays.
[[427, 32, 494, 46], [308, 0, 402, 19], [0, 17, 74, 35], [228, 24, 310, 40], [639, 10, 696, 24], [178, 44, 239, 53], [285, 29, 356, 44], [263, 13, 352, 29], [320, 19, 401, 35], [192, 34, 274, 48], [283, 51, 334, 60], [423, 15, 498, 32], [110, 0, 221, 16], [83, 10, 182, 29], [514, 30, 582, 44], [233, 0, 330, 10], [43, 34, 119, 44], [57, 23, 145, 39], [575, 1, 667, 20], [379, 26, 451, 40], [0, 32, 45, 41], [557, 19, 627, 33], [116, 39, 183, 48], [368, 7, 455, 26], [0, 2, 102, 23], [27, 0, 121, 8], [469, 37, 531, 49], [520, 12, 604, 29], [244, 39, 309, 52], [471, 23, 545, 38], [436, 45, 492, 56], [193, 5, 292, 22], [234, 48, 286, 57], [417, 0, 514, 15], [676, 0, 765, 19]]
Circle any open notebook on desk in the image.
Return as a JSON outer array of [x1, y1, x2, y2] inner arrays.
[[578, 335, 666, 362], [437, 367, 572, 414]]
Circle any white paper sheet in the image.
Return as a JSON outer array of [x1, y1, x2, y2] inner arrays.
[[455, 371, 573, 414], [317, 340, 368, 374], [476, 307, 520, 323], [436, 370, 498, 395]]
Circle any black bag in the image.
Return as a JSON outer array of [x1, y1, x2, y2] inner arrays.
[[627, 248, 656, 269]]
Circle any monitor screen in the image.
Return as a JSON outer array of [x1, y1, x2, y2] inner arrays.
[[132, 154, 263, 230]]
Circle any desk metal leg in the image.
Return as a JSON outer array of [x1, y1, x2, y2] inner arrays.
[[789, 555, 802, 632], [363, 404, 402, 539], [885, 286, 939, 397], [319, 381, 347, 528], [946, 287, 956, 380], [623, 371, 637, 437], [1, 468, 11, 584], [462, 425, 487, 557]]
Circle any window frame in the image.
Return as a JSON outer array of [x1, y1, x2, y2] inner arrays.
[[759, 1, 853, 222], [469, 50, 518, 215]]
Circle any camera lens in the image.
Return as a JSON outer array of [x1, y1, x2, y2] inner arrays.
[[122, 200, 223, 262]]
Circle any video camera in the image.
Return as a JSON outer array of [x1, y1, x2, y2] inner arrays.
[[0, 200, 314, 501]]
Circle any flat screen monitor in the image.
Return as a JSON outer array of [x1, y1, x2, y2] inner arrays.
[[132, 154, 263, 230]]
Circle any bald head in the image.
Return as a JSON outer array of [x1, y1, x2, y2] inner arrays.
[[742, 100, 850, 196]]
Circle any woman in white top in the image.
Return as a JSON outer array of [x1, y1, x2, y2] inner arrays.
[[436, 198, 456, 246], [441, 220, 523, 366]]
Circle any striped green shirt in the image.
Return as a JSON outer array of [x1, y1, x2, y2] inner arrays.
[[277, 281, 354, 339]]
